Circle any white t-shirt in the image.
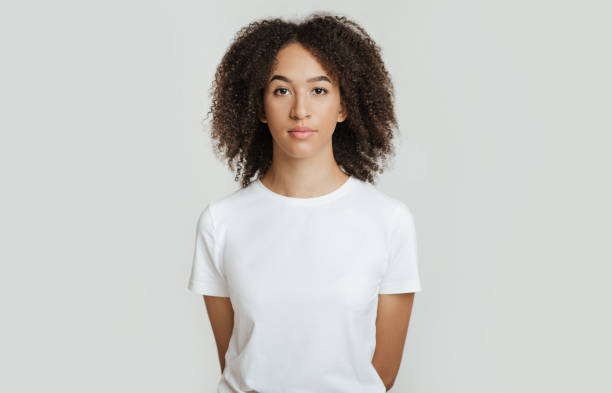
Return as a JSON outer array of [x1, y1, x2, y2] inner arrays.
[[187, 175, 422, 393]]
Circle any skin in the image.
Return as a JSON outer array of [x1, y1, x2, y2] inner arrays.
[[202, 42, 416, 390], [203, 295, 234, 373], [257, 42, 349, 197], [372, 292, 416, 390]]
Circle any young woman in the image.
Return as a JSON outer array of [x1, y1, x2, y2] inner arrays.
[[188, 12, 422, 393]]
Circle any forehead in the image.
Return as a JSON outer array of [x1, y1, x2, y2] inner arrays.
[[269, 43, 332, 82]]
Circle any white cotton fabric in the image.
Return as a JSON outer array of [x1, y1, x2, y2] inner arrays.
[[188, 175, 422, 393]]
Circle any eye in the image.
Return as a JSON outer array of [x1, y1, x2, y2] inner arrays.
[[272, 87, 329, 96]]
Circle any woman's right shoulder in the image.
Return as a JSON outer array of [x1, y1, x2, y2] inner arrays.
[[201, 181, 259, 228]]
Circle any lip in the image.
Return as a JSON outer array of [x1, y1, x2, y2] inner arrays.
[[289, 126, 315, 132], [288, 126, 316, 140], [289, 130, 315, 140]]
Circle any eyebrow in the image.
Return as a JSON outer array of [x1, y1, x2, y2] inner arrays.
[[269, 74, 332, 84]]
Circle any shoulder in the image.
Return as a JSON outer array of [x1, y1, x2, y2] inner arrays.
[[350, 177, 414, 221], [198, 181, 260, 230]]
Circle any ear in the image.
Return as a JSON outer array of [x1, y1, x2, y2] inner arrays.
[[258, 104, 267, 123], [337, 102, 348, 123]]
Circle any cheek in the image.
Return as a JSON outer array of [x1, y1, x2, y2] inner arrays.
[[314, 95, 340, 113], [315, 102, 342, 124], [264, 97, 288, 117]]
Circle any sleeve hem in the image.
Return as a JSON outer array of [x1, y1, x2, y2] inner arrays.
[[378, 280, 422, 294], [187, 279, 230, 297]]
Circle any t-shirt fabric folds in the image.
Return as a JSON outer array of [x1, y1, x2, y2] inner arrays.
[[188, 175, 422, 393]]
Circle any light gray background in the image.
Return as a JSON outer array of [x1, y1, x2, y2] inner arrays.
[[1, 1, 610, 392]]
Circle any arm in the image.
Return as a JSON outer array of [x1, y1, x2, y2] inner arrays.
[[203, 295, 235, 373], [371, 292, 416, 391]]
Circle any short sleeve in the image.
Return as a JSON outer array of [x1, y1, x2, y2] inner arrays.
[[187, 204, 230, 297], [378, 203, 422, 294]]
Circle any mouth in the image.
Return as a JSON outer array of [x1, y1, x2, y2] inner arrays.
[[288, 127, 316, 140], [289, 126, 316, 133]]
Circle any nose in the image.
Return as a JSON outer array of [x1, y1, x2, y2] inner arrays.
[[290, 89, 310, 120]]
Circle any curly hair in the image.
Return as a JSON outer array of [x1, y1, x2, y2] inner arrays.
[[203, 11, 399, 188]]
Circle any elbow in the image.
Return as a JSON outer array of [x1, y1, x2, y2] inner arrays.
[[372, 361, 398, 391], [383, 378, 395, 392], [377, 370, 396, 391]]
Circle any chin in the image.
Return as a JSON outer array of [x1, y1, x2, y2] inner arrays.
[[280, 143, 321, 159]]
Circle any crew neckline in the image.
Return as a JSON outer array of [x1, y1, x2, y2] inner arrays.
[[254, 175, 355, 205]]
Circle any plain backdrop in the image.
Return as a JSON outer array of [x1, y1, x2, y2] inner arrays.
[[1, 1, 610, 392]]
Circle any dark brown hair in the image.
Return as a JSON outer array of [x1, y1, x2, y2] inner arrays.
[[204, 11, 399, 188]]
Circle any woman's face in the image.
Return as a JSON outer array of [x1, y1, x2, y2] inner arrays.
[[259, 43, 347, 159]]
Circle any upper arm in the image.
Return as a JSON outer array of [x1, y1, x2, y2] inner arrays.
[[372, 292, 416, 390], [203, 295, 234, 373]]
